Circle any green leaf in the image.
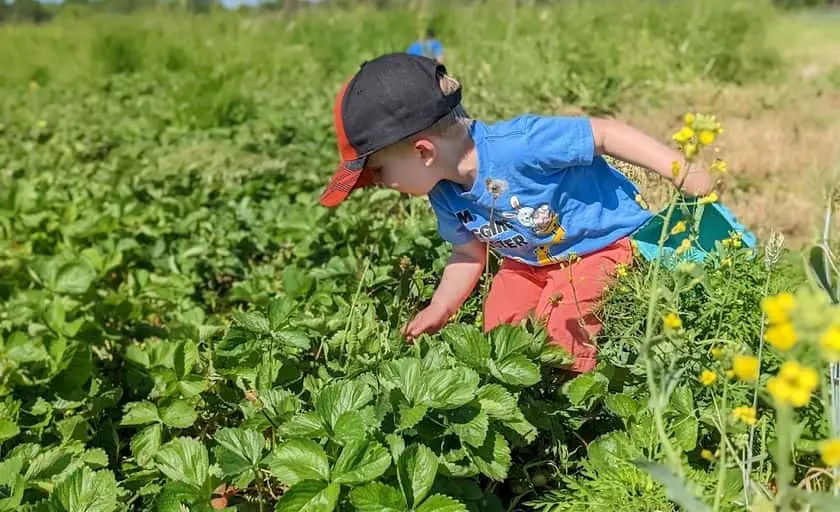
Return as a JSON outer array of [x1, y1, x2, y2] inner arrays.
[[131, 424, 162, 468], [476, 385, 518, 421], [381, 359, 427, 405], [315, 381, 373, 431], [213, 428, 265, 477], [0, 418, 20, 443], [673, 416, 699, 452], [259, 389, 301, 423], [538, 344, 573, 367], [333, 410, 369, 444], [416, 494, 468, 512], [349, 482, 406, 512], [265, 439, 330, 485], [604, 394, 640, 419], [806, 244, 838, 303], [670, 386, 695, 417], [588, 431, 640, 474], [282, 266, 315, 300], [634, 460, 711, 512], [490, 325, 532, 360], [233, 310, 271, 334], [173, 340, 198, 380], [53, 258, 96, 295], [467, 432, 510, 481], [57, 415, 89, 443], [332, 440, 392, 485], [448, 404, 489, 448], [52, 466, 117, 512], [398, 404, 428, 430], [564, 371, 609, 406], [0, 455, 25, 510], [397, 444, 438, 508], [488, 355, 540, 387], [158, 399, 197, 429], [425, 368, 480, 410], [121, 401, 160, 426], [154, 437, 209, 490], [442, 325, 490, 371], [280, 412, 327, 439], [274, 481, 339, 512], [25, 446, 74, 481], [268, 297, 295, 330], [276, 330, 312, 350]]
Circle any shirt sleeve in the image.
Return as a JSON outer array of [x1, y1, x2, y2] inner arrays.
[[523, 115, 596, 171], [432, 40, 444, 58], [427, 188, 475, 246]]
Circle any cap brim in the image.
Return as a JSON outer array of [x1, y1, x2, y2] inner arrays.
[[319, 163, 375, 208]]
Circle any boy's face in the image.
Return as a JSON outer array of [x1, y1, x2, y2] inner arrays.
[[366, 139, 441, 196]]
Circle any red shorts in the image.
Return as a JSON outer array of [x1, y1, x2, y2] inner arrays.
[[483, 237, 632, 373]]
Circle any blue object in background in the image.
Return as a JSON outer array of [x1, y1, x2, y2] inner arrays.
[[631, 200, 757, 267]]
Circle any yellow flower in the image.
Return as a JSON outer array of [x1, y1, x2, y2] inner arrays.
[[721, 257, 732, 267], [670, 221, 687, 235], [635, 193, 649, 210], [732, 355, 759, 382], [710, 346, 724, 360], [699, 370, 717, 386], [683, 113, 696, 126], [698, 192, 718, 205], [820, 439, 840, 467], [683, 143, 698, 159], [701, 449, 715, 461], [698, 130, 716, 146], [764, 322, 798, 352], [732, 405, 758, 426], [672, 126, 695, 143], [726, 369, 735, 379], [820, 326, 840, 361], [663, 312, 682, 330], [675, 238, 692, 256], [671, 160, 681, 178], [761, 292, 795, 325], [711, 159, 728, 174], [615, 263, 628, 278], [767, 361, 819, 408]]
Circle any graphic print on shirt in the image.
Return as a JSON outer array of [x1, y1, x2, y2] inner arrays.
[[454, 209, 529, 250], [502, 196, 566, 265]]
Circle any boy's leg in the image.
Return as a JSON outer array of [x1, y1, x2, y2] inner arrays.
[[536, 237, 633, 373], [484, 259, 545, 331]]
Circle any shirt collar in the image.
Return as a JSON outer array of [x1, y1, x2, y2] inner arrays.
[[460, 120, 487, 201]]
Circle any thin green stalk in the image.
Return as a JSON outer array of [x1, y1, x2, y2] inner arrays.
[[744, 268, 773, 507], [641, 189, 683, 474], [775, 405, 793, 505], [338, 257, 371, 363], [713, 380, 729, 512]]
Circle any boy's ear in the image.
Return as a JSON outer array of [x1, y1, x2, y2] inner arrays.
[[413, 139, 436, 167]]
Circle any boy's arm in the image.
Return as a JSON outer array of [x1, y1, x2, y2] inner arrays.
[[590, 118, 714, 197], [402, 239, 485, 340]]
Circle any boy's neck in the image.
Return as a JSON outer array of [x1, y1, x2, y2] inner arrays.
[[443, 125, 478, 192]]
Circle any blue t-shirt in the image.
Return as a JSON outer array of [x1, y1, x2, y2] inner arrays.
[[407, 39, 443, 59], [427, 115, 653, 266]]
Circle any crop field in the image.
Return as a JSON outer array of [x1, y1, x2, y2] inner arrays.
[[1, 0, 840, 511]]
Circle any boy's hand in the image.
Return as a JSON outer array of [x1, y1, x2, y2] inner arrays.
[[402, 302, 453, 341], [680, 168, 715, 197]]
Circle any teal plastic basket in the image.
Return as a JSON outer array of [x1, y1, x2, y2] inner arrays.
[[631, 201, 756, 266]]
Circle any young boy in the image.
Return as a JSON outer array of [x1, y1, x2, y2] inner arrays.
[[320, 53, 713, 372]]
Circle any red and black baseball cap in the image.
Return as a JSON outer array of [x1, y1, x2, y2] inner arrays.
[[319, 53, 462, 207]]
